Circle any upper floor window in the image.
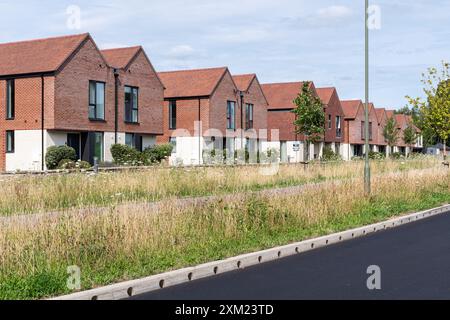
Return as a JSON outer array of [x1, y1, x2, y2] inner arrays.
[[328, 114, 332, 129], [361, 121, 373, 140], [89, 81, 105, 120], [6, 80, 15, 120], [245, 103, 254, 130], [336, 116, 342, 137], [169, 100, 177, 130], [227, 101, 236, 130], [125, 86, 139, 123], [6, 130, 14, 153]]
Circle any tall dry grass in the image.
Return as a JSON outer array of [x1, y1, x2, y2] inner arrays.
[[0, 158, 441, 216], [0, 165, 448, 299]]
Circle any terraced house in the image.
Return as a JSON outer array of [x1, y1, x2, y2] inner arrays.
[[157, 67, 269, 165], [316, 87, 345, 158], [340, 100, 379, 160], [0, 33, 164, 172], [262, 81, 323, 162]]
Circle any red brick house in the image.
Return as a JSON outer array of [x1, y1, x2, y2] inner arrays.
[[157, 67, 268, 165], [261, 81, 322, 162], [341, 100, 378, 159], [374, 108, 388, 154], [316, 87, 345, 157], [232, 73, 269, 154], [0, 33, 164, 171]]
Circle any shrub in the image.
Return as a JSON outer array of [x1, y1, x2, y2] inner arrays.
[[76, 160, 92, 170], [390, 152, 405, 160], [369, 151, 385, 160], [321, 147, 342, 162], [144, 144, 173, 164], [45, 146, 77, 170], [57, 159, 76, 170], [111, 144, 144, 166]]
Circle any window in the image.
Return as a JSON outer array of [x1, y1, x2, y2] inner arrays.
[[6, 131, 14, 153], [93, 132, 104, 162], [125, 133, 143, 151], [336, 116, 342, 137], [328, 114, 332, 129], [227, 101, 236, 130], [89, 81, 105, 120], [361, 121, 373, 140], [245, 103, 254, 130], [169, 137, 177, 154], [369, 122, 373, 141], [125, 86, 139, 123], [6, 80, 14, 120], [169, 100, 177, 130]]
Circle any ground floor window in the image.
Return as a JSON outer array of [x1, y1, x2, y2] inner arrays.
[[93, 132, 104, 162], [354, 145, 363, 157], [378, 146, 386, 154], [169, 137, 177, 154], [126, 133, 143, 151], [6, 131, 14, 153]]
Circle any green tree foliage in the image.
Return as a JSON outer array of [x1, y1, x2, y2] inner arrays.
[[407, 61, 450, 160], [292, 82, 325, 160], [403, 125, 418, 158], [383, 117, 399, 155]]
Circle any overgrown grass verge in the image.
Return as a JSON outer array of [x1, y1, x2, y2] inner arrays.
[[0, 167, 448, 300], [0, 158, 441, 216]]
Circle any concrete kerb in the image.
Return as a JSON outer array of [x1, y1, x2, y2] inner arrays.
[[51, 204, 450, 300]]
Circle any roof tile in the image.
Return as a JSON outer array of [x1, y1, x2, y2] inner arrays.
[[0, 33, 89, 76]]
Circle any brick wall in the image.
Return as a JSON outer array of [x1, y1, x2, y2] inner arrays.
[[345, 103, 379, 145], [54, 38, 164, 134], [117, 51, 164, 135], [241, 77, 268, 138], [324, 90, 345, 143], [0, 76, 55, 170], [156, 98, 210, 144]]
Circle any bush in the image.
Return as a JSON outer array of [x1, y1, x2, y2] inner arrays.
[[111, 144, 173, 167], [390, 152, 405, 160], [57, 159, 76, 170], [144, 144, 173, 164], [321, 147, 342, 162], [76, 160, 92, 170], [369, 151, 385, 160], [46, 145, 77, 170], [111, 144, 145, 166]]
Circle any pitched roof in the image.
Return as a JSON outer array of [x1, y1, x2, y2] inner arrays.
[[375, 108, 387, 124], [232, 74, 256, 92], [316, 87, 335, 105], [0, 33, 90, 76], [101, 46, 141, 69], [385, 110, 395, 119], [261, 82, 312, 109], [341, 100, 362, 119], [395, 114, 407, 129], [158, 67, 229, 98]]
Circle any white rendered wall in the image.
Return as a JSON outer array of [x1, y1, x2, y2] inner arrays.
[[6, 130, 43, 172]]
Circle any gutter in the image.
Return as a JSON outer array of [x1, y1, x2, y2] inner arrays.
[[114, 69, 120, 144], [41, 75, 45, 171]]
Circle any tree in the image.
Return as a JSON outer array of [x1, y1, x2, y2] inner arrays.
[[403, 125, 417, 158], [407, 61, 450, 161], [293, 82, 325, 161], [383, 117, 399, 156]]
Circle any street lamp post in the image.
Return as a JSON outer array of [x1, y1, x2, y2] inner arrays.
[[364, 0, 371, 195]]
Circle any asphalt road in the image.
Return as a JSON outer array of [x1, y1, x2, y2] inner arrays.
[[130, 210, 450, 300]]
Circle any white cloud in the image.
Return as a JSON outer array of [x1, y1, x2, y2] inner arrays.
[[317, 5, 352, 20], [168, 45, 196, 59]]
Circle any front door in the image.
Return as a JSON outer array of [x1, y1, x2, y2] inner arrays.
[[67, 133, 81, 160]]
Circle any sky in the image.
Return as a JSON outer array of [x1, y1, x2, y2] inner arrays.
[[0, 0, 449, 109]]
